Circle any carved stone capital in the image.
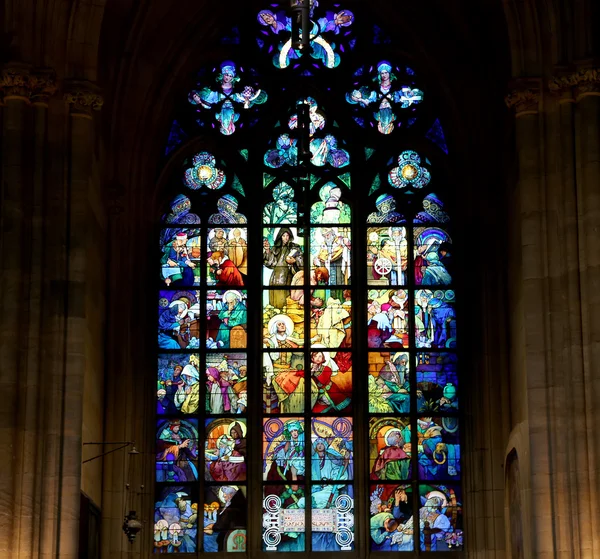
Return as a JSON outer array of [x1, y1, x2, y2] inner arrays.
[[0, 64, 31, 101], [29, 70, 58, 105], [0, 64, 58, 104], [64, 81, 103, 116], [505, 79, 541, 117], [548, 67, 600, 102]]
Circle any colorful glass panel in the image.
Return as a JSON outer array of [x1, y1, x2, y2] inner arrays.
[[184, 152, 226, 190], [310, 227, 352, 285], [414, 289, 456, 349], [263, 351, 305, 414], [206, 290, 248, 349], [203, 486, 247, 552], [205, 353, 248, 415], [368, 351, 410, 414], [263, 182, 298, 224], [156, 419, 199, 483], [154, 486, 199, 553], [414, 227, 453, 285], [263, 417, 305, 482], [417, 417, 460, 481], [188, 61, 268, 136], [414, 193, 450, 224], [157, 354, 201, 415], [159, 228, 202, 287], [367, 226, 408, 285], [263, 226, 304, 287], [310, 291, 352, 349], [310, 350, 352, 413], [369, 484, 414, 551], [369, 417, 412, 481], [367, 289, 409, 349], [311, 485, 354, 551], [263, 292, 305, 346], [367, 193, 405, 224], [262, 485, 306, 551], [208, 194, 247, 224], [158, 290, 201, 350], [162, 194, 201, 225], [311, 418, 353, 480], [310, 183, 351, 224], [204, 418, 247, 482], [418, 484, 463, 551], [257, 4, 354, 69], [416, 352, 458, 412], [206, 227, 247, 287], [388, 150, 431, 190]]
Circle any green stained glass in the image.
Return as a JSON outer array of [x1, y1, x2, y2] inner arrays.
[[333, 120, 340, 128], [369, 175, 381, 195], [239, 149, 249, 161], [232, 175, 245, 196], [339, 172, 351, 189], [263, 172, 277, 189], [310, 174, 320, 190], [365, 147, 375, 160]]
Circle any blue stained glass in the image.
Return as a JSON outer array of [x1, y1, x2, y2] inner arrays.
[[369, 484, 414, 551], [156, 418, 199, 483], [165, 120, 188, 156], [426, 118, 449, 153], [154, 486, 198, 552], [419, 484, 463, 551]]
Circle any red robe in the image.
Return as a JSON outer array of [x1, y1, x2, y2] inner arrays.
[[216, 259, 243, 287]]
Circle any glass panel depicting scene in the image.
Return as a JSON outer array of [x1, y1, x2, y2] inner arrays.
[[263, 182, 298, 224], [310, 182, 351, 224], [367, 226, 407, 286], [310, 290, 352, 349], [263, 226, 304, 287], [206, 290, 248, 349], [156, 418, 199, 483], [159, 228, 202, 287], [414, 289, 456, 349], [369, 417, 412, 481], [262, 485, 306, 552], [204, 418, 247, 483], [417, 417, 460, 481], [413, 193, 450, 224], [310, 226, 352, 286], [311, 417, 354, 481], [157, 354, 201, 415], [310, 350, 352, 413], [154, 486, 199, 553], [416, 352, 458, 413], [367, 193, 405, 224], [369, 483, 414, 551], [207, 227, 248, 287], [311, 485, 354, 551], [203, 486, 247, 552], [158, 290, 202, 350], [413, 226, 453, 286], [367, 351, 410, 414], [263, 351, 305, 414], [205, 353, 248, 415], [263, 417, 306, 482], [418, 484, 463, 551], [367, 289, 409, 349], [263, 291, 305, 346]]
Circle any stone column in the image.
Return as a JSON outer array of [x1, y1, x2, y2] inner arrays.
[[0, 62, 33, 559]]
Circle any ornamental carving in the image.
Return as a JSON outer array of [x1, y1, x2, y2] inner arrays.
[[548, 67, 600, 99], [64, 89, 104, 113], [504, 88, 540, 116], [0, 65, 58, 103]]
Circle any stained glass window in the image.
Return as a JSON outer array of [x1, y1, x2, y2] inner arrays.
[[156, 5, 462, 554]]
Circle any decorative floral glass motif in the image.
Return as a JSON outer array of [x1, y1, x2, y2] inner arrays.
[[188, 61, 268, 136], [163, 194, 201, 224], [208, 195, 247, 224], [346, 61, 424, 134], [367, 193, 405, 224], [388, 150, 431, 190], [265, 98, 350, 169], [263, 182, 298, 224], [257, 2, 354, 69], [310, 182, 351, 224], [184, 151, 226, 190], [414, 192, 450, 224]]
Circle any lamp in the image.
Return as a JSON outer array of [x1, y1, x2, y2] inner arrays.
[[122, 510, 143, 543], [290, 0, 313, 53]]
